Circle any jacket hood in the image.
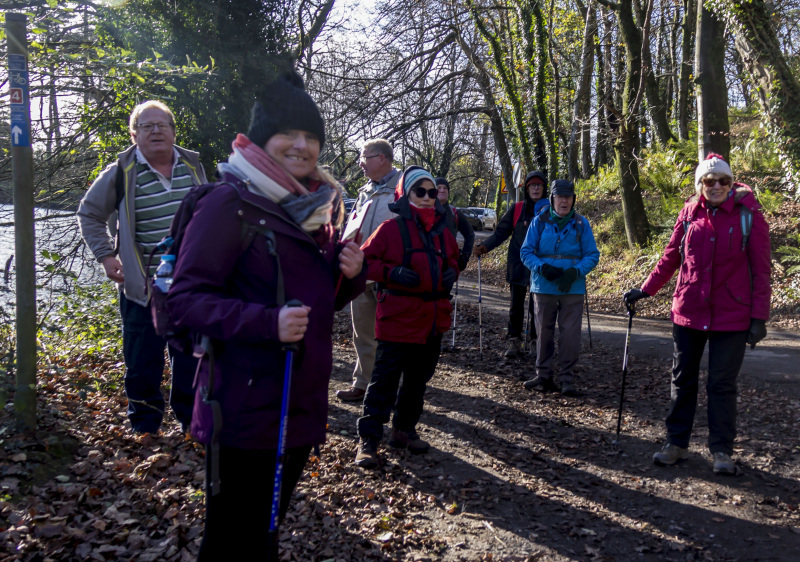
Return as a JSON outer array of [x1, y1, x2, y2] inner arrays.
[[523, 170, 548, 205]]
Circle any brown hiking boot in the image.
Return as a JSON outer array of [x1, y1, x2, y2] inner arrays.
[[336, 385, 366, 403], [354, 439, 379, 468], [388, 429, 430, 454]]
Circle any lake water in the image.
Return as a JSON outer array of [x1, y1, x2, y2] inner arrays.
[[0, 203, 104, 307]]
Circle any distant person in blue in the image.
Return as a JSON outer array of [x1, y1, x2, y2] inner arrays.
[[473, 171, 549, 357], [520, 180, 600, 396]]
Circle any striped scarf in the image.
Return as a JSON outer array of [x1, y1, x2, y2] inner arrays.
[[225, 134, 335, 235]]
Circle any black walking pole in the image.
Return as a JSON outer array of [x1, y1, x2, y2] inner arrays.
[[524, 290, 531, 354], [478, 256, 483, 360], [614, 301, 635, 444], [585, 293, 593, 350], [267, 299, 304, 561]]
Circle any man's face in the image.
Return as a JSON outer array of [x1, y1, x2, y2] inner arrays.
[[526, 179, 544, 202], [359, 149, 386, 182], [437, 183, 449, 203], [552, 194, 574, 216], [131, 107, 176, 162]]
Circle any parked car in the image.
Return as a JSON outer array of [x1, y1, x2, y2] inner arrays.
[[463, 207, 497, 231], [344, 198, 357, 214], [457, 208, 482, 230]]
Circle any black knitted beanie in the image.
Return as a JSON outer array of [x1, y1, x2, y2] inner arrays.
[[247, 69, 326, 148]]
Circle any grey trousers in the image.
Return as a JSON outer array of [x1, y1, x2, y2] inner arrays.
[[533, 293, 584, 383], [350, 284, 379, 390]]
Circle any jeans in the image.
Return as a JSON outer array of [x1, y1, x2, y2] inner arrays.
[[666, 325, 747, 455], [119, 291, 196, 433], [357, 335, 443, 442]]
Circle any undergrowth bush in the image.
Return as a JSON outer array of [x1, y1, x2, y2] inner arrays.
[[39, 282, 122, 363]]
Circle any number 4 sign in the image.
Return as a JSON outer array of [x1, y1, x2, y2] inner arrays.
[[10, 88, 23, 104]]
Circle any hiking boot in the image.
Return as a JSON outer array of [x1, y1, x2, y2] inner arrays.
[[560, 381, 578, 397], [389, 429, 430, 454], [653, 443, 689, 466], [337, 386, 366, 403], [354, 439, 379, 468], [712, 452, 737, 476], [504, 337, 521, 358], [523, 376, 558, 393]]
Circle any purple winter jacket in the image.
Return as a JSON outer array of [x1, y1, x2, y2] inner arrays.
[[641, 184, 770, 332], [167, 174, 366, 449]]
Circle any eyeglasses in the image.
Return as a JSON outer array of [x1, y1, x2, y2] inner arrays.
[[360, 154, 380, 164], [137, 122, 174, 133], [701, 177, 732, 187], [412, 186, 439, 199]]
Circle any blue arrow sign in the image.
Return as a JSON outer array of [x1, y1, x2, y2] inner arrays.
[[8, 54, 31, 147]]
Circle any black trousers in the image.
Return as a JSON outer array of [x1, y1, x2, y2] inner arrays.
[[357, 335, 443, 442], [198, 444, 312, 561], [508, 283, 535, 340], [119, 291, 196, 432], [666, 325, 747, 455]]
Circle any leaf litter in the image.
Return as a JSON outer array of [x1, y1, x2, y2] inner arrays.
[[0, 288, 798, 560]]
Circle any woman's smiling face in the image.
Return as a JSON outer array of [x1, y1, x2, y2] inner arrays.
[[264, 130, 320, 179]]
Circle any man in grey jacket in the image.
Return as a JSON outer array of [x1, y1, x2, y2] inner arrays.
[[336, 139, 399, 402], [77, 100, 207, 434]]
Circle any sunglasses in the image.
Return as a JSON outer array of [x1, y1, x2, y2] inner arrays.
[[701, 177, 732, 187], [412, 186, 439, 199]]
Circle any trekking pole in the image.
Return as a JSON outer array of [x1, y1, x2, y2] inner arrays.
[[268, 299, 304, 561], [614, 301, 635, 445], [585, 293, 593, 350], [524, 290, 531, 353], [451, 279, 459, 350], [478, 256, 483, 360]]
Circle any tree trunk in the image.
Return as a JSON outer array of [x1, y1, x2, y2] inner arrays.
[[635, 0, 674, 145], [678, 0, 695, 140], [717, 0, 800, 195], [612, 0, 651, 247], [469, 0, 534, 172], [569, 1, 596, 180], [469, 121, 491, 206], [455, 30, 515, 207], [695, 3, 730, 160]]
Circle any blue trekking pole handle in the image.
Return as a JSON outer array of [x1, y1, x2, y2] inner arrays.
[[268, 299, 303, 558]]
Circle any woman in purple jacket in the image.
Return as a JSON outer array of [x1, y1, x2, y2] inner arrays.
[[167, 70, 365, 559], [624, 153, 770, 476]]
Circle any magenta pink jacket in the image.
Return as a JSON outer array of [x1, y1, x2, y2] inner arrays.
[[641, 184, 770, 332]]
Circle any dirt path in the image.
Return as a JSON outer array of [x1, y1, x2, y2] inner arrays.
[[453, 276, 800, 388], [1, 284, 798, 560]]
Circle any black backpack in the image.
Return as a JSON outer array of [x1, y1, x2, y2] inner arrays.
[[145, 181, 282, 355]]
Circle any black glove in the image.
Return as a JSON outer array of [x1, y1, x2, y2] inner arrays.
[[458, 253, 470, 272], [389, 266, 420, 288], [746, 319, 767, 349], [623, 288, 649, 307], [557, 268, 579, 293], [540, 263, 563, 282], [442, 268, 457, 291]]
